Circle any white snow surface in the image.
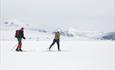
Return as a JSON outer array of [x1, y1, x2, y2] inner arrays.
[[0, 40, 114, 70]]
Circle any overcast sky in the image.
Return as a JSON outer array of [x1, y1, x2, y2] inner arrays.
[[1, 0, 114, 32]]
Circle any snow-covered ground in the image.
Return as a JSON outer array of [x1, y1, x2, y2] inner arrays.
[[0, 20, 115, 70], [0, 40, 114, 70]]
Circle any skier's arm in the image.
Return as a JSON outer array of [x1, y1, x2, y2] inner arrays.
[[22, 31, 26, 39]]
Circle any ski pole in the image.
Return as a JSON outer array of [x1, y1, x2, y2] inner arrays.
[[10, 44, 17, 51]]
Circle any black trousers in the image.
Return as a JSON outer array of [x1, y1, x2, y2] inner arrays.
[[49, 39, 60, 51]]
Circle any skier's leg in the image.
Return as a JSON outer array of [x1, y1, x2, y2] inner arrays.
[[18, 38, 22, 51], [49, 39, 56, 50], [57, 39, 60, 51], [16, 38, 20, 51]]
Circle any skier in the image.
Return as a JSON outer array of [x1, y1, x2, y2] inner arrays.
[[49, 30, 61, 51], [15, 27, 26, 51]]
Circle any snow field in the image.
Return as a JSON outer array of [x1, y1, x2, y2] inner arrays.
[[0, 40, 114, 70]]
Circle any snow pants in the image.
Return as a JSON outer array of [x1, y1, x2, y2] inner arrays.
[[17, 38, 22, 49], [49, 39, 60, 51]]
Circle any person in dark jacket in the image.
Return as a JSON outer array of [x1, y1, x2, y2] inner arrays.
[[49, 30, 61, 51], [15, 27, 26, 51]]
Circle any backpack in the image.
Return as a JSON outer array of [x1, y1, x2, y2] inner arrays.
[[15, 30, 20, 37]]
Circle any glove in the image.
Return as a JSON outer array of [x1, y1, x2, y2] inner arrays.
[[23, 37, 26, 39]]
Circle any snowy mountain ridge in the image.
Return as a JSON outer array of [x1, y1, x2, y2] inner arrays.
[[0, 21, 115, 41]]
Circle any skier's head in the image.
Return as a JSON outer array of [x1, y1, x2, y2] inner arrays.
[[20, 27, 24, 31], [57, 29, 61, 32]]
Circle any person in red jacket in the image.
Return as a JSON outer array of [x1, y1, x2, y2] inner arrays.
[[15, 27, 26, 51]]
